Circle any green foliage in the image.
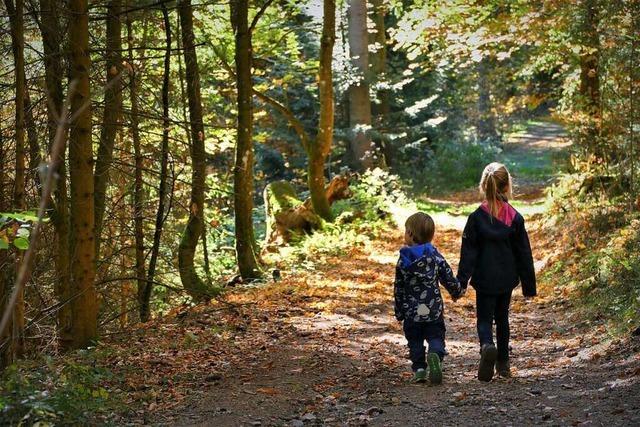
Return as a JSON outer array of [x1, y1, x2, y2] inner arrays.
[[543, 174, 640, 335], [282, 169, 416, 266], [0, 212, 43, 251], [0, 352, 120, 425], [410, 140, 501, 194]]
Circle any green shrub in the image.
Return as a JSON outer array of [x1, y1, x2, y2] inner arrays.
[[0, 352, 121, 425], [281, 169, 416, 268], [410, 141, 501, 193]]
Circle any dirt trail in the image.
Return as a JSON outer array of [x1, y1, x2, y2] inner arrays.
[[157, 122, 640, 426]]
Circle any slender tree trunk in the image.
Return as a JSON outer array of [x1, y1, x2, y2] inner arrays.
[[347, 0, 384, 170], [142, 4, 172, 321], [94, 0, 123, 259], [369, 0, 389, 119], [578, 0, 601, 160], [177, 0, 214, 299], [231, 0, 260, 280], [67, 0, 98, 349], [38, 0, 72, 347], [0, 125, 6, 210], [25, 92, 42, 189], [2, 0, 26, 365], [308, 0, 336, 221], [579, 0, 600, 116], [126, 12, 147, 321], [476, 57, 498, 142]]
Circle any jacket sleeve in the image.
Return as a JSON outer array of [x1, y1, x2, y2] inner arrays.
[[436, 252, 463, 298], [512, 216, 536, 297], [393, 260, 406, 321], [457, 214, 477, 289]]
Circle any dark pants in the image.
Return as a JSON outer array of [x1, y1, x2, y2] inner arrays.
[[476, 291, 512, 361], [403, 319, 446, 371]]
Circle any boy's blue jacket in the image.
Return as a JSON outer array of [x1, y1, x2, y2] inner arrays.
[[394, 243, 463, 322]]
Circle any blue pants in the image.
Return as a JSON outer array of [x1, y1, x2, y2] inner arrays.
[[403, 319, 446, 371], [476, 291, 512, 361]]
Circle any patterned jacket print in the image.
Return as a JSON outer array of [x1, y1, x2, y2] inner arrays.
[[393, 243, 463, 322]]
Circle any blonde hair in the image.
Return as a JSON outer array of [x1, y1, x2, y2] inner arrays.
[[405, 212, 435, 245], [479, 162, 512, 218]]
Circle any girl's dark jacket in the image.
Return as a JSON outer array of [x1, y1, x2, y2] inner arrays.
[[394, 243, 463, 322], [457, 202, 536, 297]]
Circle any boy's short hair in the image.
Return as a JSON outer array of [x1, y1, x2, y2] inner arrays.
[[405, 212, 435, 244]]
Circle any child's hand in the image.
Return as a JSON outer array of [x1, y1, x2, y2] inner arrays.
[[453, 287, 466, 302]]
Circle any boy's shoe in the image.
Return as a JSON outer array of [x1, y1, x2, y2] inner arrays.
[[478, 343, 498, 382], [411, 368, 427, 383], [496, 359, 511, 378], [427, 353, 442, 385]]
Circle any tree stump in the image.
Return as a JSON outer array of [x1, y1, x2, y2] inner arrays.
[[263, 174, 353, 247]]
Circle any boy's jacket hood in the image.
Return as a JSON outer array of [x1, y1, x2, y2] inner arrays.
[[399, 243, 435, 268]]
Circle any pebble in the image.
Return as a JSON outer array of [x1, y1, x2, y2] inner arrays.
[[301, 413, 317, 421]]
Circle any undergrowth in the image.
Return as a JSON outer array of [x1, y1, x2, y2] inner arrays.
[[0, 349, 124, 425], [273, 168, 415, 269], [543, 173, 640, 335], [408, 140, 501, 194]]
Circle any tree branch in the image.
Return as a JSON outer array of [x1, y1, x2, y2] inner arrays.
[[249, 0, 275, 33], [209, 42, 311, 152]]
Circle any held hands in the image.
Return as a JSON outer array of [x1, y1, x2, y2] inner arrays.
[[452, 287, 467, 302]]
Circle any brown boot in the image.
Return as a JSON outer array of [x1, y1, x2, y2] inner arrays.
[[496, 359, 511, 378]]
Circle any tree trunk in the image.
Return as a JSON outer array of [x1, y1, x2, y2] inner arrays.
[[264, 175, 352, 247], [369, 0, 389, 120], [25, 92, 42, 189], [579, 0, 601, 155], [67, 0, 98, 349], [231, 0, 260, 280], [177, 0, 215, 300], [126, 12, 147, 322], [579, 0, 600, 116], [38, 0, 72, 347], [476, 57, 498, 142], [94, 0, 123, 259], [347, 0, 385, 170], [576, 0, 601, 162], [142, 4, 172, 321], [308, 0, 336, 221], [2, 0, 26, 365]]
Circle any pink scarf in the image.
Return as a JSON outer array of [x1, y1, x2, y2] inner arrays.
[[480, 200, 517, 227]]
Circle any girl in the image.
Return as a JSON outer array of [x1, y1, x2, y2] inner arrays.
[[457, 162, 536, 382]]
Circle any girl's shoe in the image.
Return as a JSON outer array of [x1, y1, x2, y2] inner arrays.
[[478, 343, 497, 382], [496, 359, 511, 378], [427, 353, 442, 385], [411, 368, 427, 383]]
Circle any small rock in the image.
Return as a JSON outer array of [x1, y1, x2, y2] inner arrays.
[[250, 422, 261, 426], [301, 413, 316, 422], [365, 406, 383, 416], [290, 421, 304, 427]]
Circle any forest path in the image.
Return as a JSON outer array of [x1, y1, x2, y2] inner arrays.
[[157, 121, 640, 426]]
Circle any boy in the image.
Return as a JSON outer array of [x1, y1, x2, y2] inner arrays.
[[394, 212, 465, 384]]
